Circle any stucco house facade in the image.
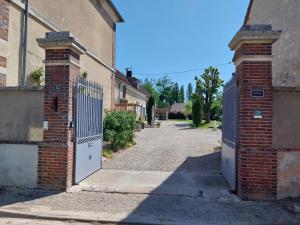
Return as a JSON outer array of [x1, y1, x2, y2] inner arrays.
[[222, 0, 300, 201], [115, 70, 148, 119], [0, 0, 123, 109]]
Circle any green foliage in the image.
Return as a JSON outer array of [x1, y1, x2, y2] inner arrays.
[[29, 67, 45, 86], [172, 83, 180, 103], [211, 93, 222, 121], [147, 96, 155, 125], [104, 111, 136, 150], [186, 83, 193, 101], [156, 75, 174, 107], [179, 85, 185, 103], [195, 67, 223, 123], [143, 78, 159, 103], [103, 149, 113, 158], [184, 101, 192, 118], [192, 94, 203, 127], [81, 71, 88, 79]]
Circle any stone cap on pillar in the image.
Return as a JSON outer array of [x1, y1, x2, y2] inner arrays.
[[37, 31, 86, 54], [229, 25, 281, 51]]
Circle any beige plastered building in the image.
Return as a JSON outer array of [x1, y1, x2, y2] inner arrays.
[[1, 0, 124, 109]]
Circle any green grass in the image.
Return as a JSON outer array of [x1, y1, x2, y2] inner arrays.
[[102, 149, 113, 158], [102, 141, 136, 159], [169, 119, 192, 123], [190, 120, 222, 129]]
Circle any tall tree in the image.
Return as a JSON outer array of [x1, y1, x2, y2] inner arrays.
[[195, 67, 223, 123], [192, 93, 203, 127], [146, 96, 155, 125], [156, 75, 174, 107], [171, 82, 180, 104], [143, 78, 159, 103], [179, 85, 185, 103], [186, 83, 193, 100]]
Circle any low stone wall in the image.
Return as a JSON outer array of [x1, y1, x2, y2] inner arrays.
[[0, 88, 44, 143], [221, 142, 236, 190]]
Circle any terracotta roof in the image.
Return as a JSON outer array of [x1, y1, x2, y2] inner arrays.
[[170, 103, 185, 113], [244, 0, 254, 25], [115, 70, 132, 86], [115, 70, 149, 97]]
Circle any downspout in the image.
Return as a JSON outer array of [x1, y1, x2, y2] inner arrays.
[[21, 0, 29, 86]]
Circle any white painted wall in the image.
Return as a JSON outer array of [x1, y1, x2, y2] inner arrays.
[[222, 142, 236, 190], [0, 144, 38, 188]]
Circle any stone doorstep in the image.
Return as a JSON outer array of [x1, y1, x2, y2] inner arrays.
[[68, 184, 240, 203]]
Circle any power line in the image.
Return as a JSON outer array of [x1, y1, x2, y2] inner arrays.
[[133, 61, 233, 76]]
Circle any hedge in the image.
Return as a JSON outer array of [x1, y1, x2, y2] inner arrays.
[[103, 111, 136, 150]]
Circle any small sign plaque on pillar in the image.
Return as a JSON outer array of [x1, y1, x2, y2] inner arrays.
[[43, 121, 49, 130], [251, 89, 264, 97], [254, 110, 263, 119]]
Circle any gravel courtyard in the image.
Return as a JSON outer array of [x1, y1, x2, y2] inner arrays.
[[103, 120, 222, 174]]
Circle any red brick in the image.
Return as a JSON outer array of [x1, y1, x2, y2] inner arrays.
[[38, 48, 80, 190], [234, 41, 276, 201]]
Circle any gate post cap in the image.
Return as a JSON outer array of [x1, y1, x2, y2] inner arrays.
[[229, 25, 282, 51], [37, 31, 86, 54]]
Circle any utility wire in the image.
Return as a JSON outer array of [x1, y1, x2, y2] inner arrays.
[[133, 61, 233, 76]]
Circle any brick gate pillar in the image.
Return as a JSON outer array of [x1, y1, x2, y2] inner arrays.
[[37, 32, 86, 190], [229, 25, 281, 200]]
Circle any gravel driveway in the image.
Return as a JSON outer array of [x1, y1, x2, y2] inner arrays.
[[103, 120, 222, 174]]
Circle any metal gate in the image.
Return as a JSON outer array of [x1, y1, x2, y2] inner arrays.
[[222, 75, 238, 190], [74, 77, 103, 184]]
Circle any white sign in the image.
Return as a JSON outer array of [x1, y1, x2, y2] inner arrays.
[[43, 121, 49, 130]]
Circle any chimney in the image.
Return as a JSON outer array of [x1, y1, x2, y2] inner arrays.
[[126, 69, 139, 89], [126, 69, 132, 78]]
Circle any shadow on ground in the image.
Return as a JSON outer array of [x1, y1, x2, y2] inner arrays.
[[0, 188, 59, 208]]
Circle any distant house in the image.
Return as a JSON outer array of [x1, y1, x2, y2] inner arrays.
[[169, 103, 186, 119], [115, 70, 149, 119], [170, 103, 185, 114]]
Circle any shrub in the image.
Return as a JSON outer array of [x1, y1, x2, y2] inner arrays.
[[192, 94, 203, 127], [147, 96, 155, 125], [169, 112, 186, 120], [104, 111, 136, 150], [29, 67, 45, 87]]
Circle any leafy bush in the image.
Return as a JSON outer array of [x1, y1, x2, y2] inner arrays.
[[104, 111, 136, 150], [211, 95, 222, 121], [184, 101, 192, 120], [192, 94, 203, 127], [29, 67, 45, 86]]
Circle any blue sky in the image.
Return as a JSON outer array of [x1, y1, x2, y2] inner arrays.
[[113, 0, 249, 91]]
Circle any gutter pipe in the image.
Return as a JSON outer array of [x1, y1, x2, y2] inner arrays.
[[21, 0, 29, 86]]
